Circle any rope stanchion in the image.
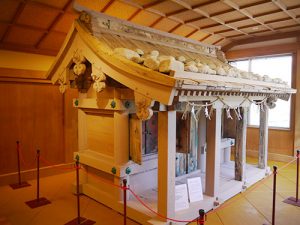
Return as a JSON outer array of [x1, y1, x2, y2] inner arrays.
[[197, 209, 207, 225], [283, 150, 300, 207], [25, 149, 51, 208], [123, 179, 127, 225], [9, 141, 31, 189], [263, 165, 277, 225], [64, 155, 95, 225]]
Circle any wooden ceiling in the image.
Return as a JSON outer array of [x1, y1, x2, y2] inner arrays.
[[1, 0, 300, 56]]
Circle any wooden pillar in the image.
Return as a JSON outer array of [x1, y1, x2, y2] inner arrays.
[[205, 105, 222, 197], [235, 107, 247, 181], [197, 111, 206, 172], [294, 48, 300, 154], [157, 111, 176, 221], [258, 107, 269, 169]]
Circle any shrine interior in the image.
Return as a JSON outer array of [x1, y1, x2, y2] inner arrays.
[[1, 1, 300, 225]]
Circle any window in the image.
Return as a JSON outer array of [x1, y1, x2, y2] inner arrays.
[[230, 55, 292, 129]]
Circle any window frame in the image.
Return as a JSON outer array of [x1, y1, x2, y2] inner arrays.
[[229, 54, 293, 130]]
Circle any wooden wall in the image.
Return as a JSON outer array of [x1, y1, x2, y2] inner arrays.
[[0, 78, 78, 176], [225, 42, 300, 157]]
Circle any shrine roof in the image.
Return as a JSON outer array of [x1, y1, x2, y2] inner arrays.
[[47, 5, 296, 105]]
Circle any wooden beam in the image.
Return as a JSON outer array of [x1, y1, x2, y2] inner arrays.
[[35, 0, 73, 48], [149, 16, 164, 27], [225, 16, 249, 24], [225, 43, 300, 60], [205, 105, 222, 197], [240, 0, 270, 9], [128, 8, 142, 21], [235, 108, 247, 181], [237, 23, 260, 30], [101, 0, 115, 12], [185, 16, 206, 23], [258, 107, 269, 169], [293, 49, 300, 154], [287, 4, 300, 10], [210, 8, 235, 17], [143, 0, 166, 9], [222, 30, 300, 51], [212, 38, 225, 45], [192, 0, 219, 9], [158, 111, 176, 221], [0, 67, 46, 79], [214, 28, 232, 34], [225, 33, 244, 38], [253, 9, 282, 18], [199, 34, 212, 41], [197, 111, 206, 171], [166, 8, 187, 17], [0, 21, 66, 35], [248, 29, 269, 35], [1, 0, 27, 42], [185, 29, 198, 37], [265, 17, 291, 24], [200, 23, 221, 29], [276, 24, 300, 30], [168, 23, 182, 33], [0, 42, 58, 56]]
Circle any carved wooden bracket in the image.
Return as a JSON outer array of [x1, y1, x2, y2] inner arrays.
[[266, 96, 278, 109], [91, 65, 106, 93], [134, 92, 154, 121]]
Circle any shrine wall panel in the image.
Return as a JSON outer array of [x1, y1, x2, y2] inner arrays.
[[86, 114, 114, 157]]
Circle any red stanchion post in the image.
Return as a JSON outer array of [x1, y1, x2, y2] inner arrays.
[[76, 155, 81, 225], [197, 209, 206, 225], [9, 141, 31, 189], [64, 155, 95, 225], [25, 149, 51, 208], [283, 150, 300, 207], [123, 179, 127, 225], [263, 165, 277, 225]]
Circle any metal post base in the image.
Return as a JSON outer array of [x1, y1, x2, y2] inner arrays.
[[283, 197, 300, 207], [25, 197, 51, 208], [9, 181, 31, 189], [65, 217, 96, 225]]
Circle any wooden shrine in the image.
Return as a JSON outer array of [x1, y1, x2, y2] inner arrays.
[[47, 5, 296, 225]]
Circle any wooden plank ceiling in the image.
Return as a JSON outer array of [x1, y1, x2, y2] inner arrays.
[[1, 0, 300, 56]]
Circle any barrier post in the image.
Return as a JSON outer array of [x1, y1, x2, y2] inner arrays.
[[64, 155, 95, 225], [123, 179, 127, 225], [283, 150, 300, 207], [25, 149, 51, 208], [263, 165, 277, 225], [9, 141, 31, 189], [197, 209, 206, 225]]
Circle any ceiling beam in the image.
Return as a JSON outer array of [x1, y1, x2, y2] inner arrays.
[[143, 0, 166, 9], [272, 0, 300, 25], [212, 38, 225, 45], [1, 0, 27, 42], [128, 8, 142, 21], [168, 23, 182, 33], [199, 34, 212, 42], [35, 0, 73, 48], [101, 0, 115, 12], [119, 0, 224, 41], [185, 29, 198, 38], [265, 17, 292, 24], [222, 0, 274, 31], [222, 30, 300, 51]]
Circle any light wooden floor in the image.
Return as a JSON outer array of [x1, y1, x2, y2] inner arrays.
[[0, 158, 299, 225]]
